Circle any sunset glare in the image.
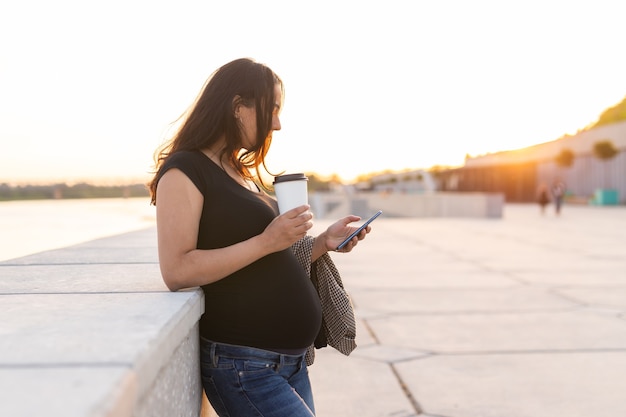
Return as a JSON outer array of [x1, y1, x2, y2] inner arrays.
[[1, 0, 625, 184]]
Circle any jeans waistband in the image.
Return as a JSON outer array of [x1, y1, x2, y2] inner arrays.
[[200, 337, 306, 368]]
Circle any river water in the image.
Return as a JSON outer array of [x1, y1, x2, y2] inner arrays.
[[0, 197, 156, 262]]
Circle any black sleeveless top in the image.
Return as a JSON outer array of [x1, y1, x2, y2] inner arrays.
[[159, 150, 322, 350]]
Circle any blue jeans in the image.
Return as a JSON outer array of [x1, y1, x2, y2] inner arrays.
[[200, 338, 316, 417]]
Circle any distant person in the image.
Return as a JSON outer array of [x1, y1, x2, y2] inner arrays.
[[148, 58, 369, 416], [537, 183, 550, 215], [551, 179, 566, 215]]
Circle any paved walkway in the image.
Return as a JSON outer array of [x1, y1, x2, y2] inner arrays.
[[307, 203, 626, 417]]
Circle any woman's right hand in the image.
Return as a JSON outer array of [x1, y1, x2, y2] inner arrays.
[[261, 205, 313, 252]]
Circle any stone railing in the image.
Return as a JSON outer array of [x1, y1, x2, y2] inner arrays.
[[310, 191, 504, 219], [0, 227, 207, 417]]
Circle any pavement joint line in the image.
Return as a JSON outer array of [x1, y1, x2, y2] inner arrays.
[[0, 291, 167, 296], [546, 289, 589, 306], [0, 261, 158, 266], [352, 347, 626, 361], [424, 348, 626, 356], [501, 272, 532, 285], [367, 355, 436, 365], [361, 307, 582, 317], [353, 284, 528, 292], [361, 318, 380, 344], [390, 363, 423, 416], [0, 362, 133, 369], [361, 317, 427, 416], [352, 347, 434, 364]]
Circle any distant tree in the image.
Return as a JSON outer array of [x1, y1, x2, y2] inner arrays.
[[593, 140, 619, 160], [329, 174, 342, 184], [593, 140, 619, 188], [0, 182, 149, 201], [554, 148, 575, 168], [304, 173, 332, 192], [590, 96, 626, 128]]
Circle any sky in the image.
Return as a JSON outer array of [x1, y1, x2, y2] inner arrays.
[[1, 0, 625, 185]]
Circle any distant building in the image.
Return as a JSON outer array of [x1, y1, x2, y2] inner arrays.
[[354, 169, 437, 193], [437, 121, 626, 204]]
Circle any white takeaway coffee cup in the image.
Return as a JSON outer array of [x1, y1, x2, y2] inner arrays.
[[273, 173, 308, 214]]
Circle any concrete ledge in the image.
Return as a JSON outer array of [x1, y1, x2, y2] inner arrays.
[[0, 227, 204, 417], [311, 191, 504, 219]]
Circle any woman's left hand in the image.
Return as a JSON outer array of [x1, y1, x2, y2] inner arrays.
[[324, 215, 371, 253]]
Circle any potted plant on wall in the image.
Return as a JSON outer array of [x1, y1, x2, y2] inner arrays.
[[592, 139, 619, 205]]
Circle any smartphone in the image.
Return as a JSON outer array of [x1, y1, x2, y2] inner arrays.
[[336, 210, 382, 250]]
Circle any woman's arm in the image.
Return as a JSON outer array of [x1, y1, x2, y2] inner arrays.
[[156, 168, 312, 291]]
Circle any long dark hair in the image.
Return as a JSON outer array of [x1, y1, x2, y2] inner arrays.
[[148, 58, 283, 204]]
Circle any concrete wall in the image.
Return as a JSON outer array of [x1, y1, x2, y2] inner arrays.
[[310, 191, 504, 219], [0, 227, 205, 417]]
